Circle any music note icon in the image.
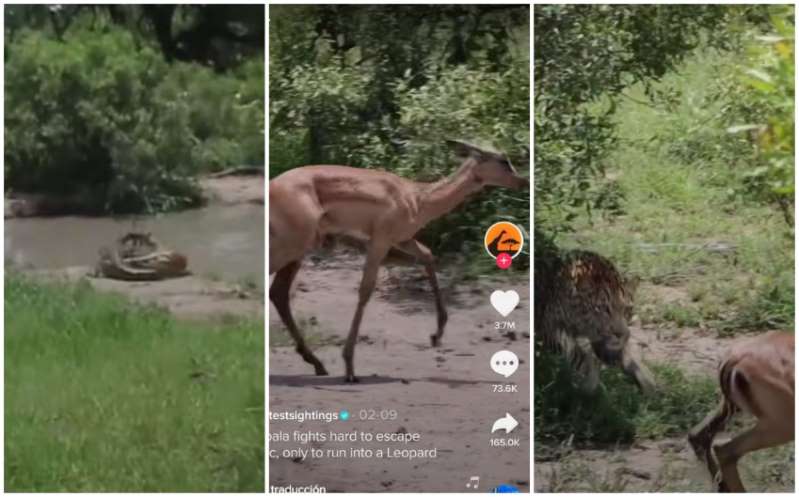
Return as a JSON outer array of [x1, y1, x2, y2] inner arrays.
[[466, 476, 480, 489]]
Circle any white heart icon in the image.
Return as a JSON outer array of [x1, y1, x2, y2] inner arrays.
[[490, 290, 519, 317]]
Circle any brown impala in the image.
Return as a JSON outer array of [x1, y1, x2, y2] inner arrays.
[[269, 140, 527, 382], [689, 331, 794, 492]]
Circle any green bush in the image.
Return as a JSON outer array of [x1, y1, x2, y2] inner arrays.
[[5, 28, 199, 212], [164, 58, 265, 170], [368, 62, 529, 255], [733, 8, 794, 226], [5, 23, 265, 214], [653, 7, 795, 227], [269, 57, 370, 177]]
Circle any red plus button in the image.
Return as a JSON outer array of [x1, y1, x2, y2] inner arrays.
[[496, 253, 512, 269]]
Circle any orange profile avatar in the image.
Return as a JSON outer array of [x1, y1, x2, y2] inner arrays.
[[484, 222, 525, 268]]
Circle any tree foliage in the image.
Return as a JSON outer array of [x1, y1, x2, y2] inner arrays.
[[732, 7, 795, 227], [5, 5, 264, 70], [533, 5, 777, 238], [4, 6, 264, 214]]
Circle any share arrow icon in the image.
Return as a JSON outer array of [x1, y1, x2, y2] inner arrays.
[[491, 413, 519, 434]]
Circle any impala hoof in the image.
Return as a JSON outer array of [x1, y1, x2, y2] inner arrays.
[[345, 374, 359, 383], [430, 335, 441, 347], [314, 366, 329, 376]]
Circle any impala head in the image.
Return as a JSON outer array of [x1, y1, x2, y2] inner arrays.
[[447, 140, 529, 190]]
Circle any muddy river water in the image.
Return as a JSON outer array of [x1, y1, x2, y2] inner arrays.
[[5, 204, 264, 285]]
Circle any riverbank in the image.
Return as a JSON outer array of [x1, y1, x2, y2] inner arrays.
[[5, 170, 264, 219], [28, 266, 263, 321]]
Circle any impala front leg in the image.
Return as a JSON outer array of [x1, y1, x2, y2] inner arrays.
[[395, 239, 448, 346], [344, 242, 390, 383]]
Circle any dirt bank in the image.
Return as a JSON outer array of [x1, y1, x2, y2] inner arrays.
[[26, 266, 263, 322], [269, 251, 531, 492], [5, 170, 263, 219], [200, 169, 264, 206]]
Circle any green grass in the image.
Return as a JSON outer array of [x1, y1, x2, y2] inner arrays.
[[565, 47, 794, 333], [236, 273, 261, 291], [5, 273, 264, 492], [534, 350, 717, 446]]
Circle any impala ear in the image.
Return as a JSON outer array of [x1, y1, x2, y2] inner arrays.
[[446, 139, 471, 158], [446, 139, 484, 159]]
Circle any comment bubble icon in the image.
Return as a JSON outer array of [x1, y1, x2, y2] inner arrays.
[[490, 350, 519, 378]]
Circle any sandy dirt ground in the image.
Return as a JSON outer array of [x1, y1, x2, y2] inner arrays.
[[199, 172, 264, 206], [269, 252, 531, 493], [535, 427, 794, 493], [535, 321, 795, 493], [629, 325, 725, 377]]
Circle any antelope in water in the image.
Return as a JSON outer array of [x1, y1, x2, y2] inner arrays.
[[269, 140, 527, 382], [688, 331, 794, 492]]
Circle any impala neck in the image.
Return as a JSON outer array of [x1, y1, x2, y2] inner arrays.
[[419, 158, 483, 223]]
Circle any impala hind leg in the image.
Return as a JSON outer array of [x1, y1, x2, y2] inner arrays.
[[713, 418, 793, 492], [395, 239, 448, 346], [343, 242, 390, 383], [688, 399, 735, 488], [270, 261, 328, 376]]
